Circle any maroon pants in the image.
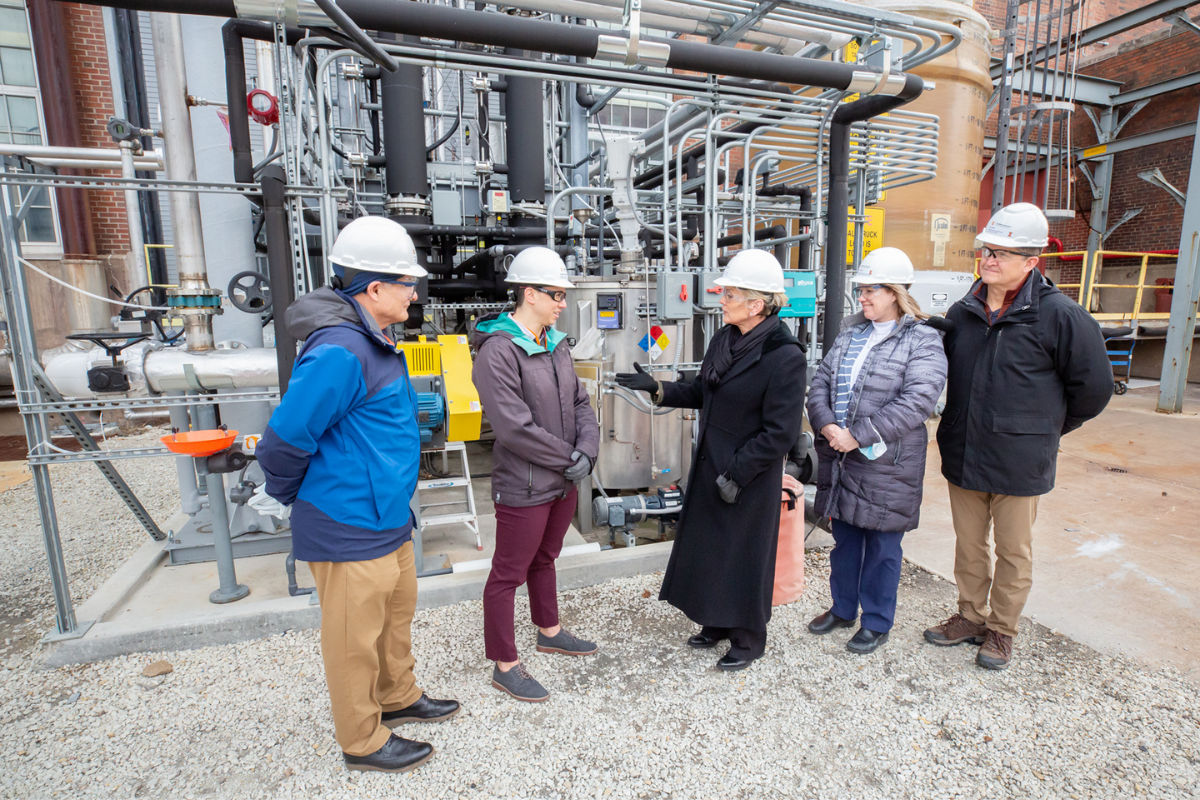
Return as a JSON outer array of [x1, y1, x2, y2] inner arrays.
[[483, 487, 578, 662]]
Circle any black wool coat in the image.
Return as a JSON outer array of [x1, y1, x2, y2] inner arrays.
[[656, 317, 807, 632], [937, 272, 1112, 497]]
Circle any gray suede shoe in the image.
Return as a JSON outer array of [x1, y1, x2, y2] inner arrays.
[[491, 663, 549, 702], [536, 628, 598, 656]]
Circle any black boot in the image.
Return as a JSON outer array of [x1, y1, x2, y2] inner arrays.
[[381, 694, 461, 727], [343, 734, 434, 773]]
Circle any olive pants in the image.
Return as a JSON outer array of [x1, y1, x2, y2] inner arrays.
[[308, 541, 424, 757], [948, 483, 1040, 638]]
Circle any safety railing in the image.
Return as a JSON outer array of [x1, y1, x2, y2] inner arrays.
[[1046, 250, 1181, 331]]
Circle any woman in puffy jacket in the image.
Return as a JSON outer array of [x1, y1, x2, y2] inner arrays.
[[805, 247, 948, 654]]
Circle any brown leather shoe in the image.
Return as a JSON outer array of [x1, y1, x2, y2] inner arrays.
[[976, 629, 1014, 670], [923, 613, 987, 646]]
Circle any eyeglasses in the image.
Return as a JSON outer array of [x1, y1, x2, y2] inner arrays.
[[532, 286, 567, 303], [855, 284, 886, 296], [981, 246, 1031, 261]]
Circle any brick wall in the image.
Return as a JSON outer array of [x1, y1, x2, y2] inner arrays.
[[60, 3, 129, 256]]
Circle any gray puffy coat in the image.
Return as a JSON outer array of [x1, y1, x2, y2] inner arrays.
[[807, 313, 948, 533]]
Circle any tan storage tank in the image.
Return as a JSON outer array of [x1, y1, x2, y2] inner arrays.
[[857, 0, 992, 271]]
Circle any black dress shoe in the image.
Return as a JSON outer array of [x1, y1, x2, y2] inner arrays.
[[846, 627, 890, 654], [343, 733, 434, 773], [716, 653, 757, 671], [381, 693, 461, 727], [687, 634, 720, 649], [808, 610, 856, 635]]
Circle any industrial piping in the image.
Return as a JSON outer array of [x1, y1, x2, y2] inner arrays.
[[822, 91, 923, 347], [261, 164, 297, 394]]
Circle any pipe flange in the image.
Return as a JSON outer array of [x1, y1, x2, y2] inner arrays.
[[616, 249, 642, 274], [385, 194, 431, 216], [167, 287, 223, 316]]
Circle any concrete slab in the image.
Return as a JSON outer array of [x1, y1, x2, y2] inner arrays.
[[0, 459, 30, 492], [43, 526, 670, 668], [903, 383, 1200, 683]]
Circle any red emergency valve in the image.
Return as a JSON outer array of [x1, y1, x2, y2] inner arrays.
[[679, 283, 689, 301], [706, 286, 723, 294], [247, 89, 280, 126]]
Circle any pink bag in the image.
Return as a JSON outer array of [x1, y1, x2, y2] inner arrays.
[[773, 474, 806, 605]]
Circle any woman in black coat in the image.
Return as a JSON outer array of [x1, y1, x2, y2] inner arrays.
[[616, 250, 806, 670]]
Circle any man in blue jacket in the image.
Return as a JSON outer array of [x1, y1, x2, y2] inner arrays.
[[256, 217, 458, 773]]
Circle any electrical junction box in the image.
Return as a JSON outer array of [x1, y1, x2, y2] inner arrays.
[[780, 271, 817, 318], [696, 271, 724, 308], [487, 189, 510, 213], [596, 293, 623, 330], [431, 190, 462, 226], [655, 272, 694, 320]]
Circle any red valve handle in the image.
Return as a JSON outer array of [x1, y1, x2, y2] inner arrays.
[[679, 284, 689, 301]]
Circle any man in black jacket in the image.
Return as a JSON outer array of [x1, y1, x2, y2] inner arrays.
[[924, 203, 1112, 670]]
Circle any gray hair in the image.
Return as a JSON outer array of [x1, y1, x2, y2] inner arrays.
[[738, 287, 790, 317]]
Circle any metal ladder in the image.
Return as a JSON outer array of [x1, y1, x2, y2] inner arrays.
[[416, 441, 481, 550]]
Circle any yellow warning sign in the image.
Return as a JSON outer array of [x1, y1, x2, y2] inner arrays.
[[847, 206, 886, 263]]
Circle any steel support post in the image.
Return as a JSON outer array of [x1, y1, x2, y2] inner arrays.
[[1157, 106, 1200, 412], [193, 403, 250, 603], [0, 189, 90, 640], [1083, 108, 1115, 310], [991, 0, 1020, 214]]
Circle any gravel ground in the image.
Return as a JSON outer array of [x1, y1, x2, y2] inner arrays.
[[2, 431, 1199, 799], [0, 426, 177, 659]]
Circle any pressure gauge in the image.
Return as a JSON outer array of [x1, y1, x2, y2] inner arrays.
[[246, 89, 279, 126]]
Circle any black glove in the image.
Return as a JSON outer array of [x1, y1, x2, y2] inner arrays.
[[716, 473, 740, 504], [614, 362, 659, 395], [563, 450, 593, 482]]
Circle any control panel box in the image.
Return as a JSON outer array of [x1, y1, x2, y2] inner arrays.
[[780, 271, 817, 318], [596, 292, 623, 330], [696, 271, 724, 308], [655, 272, 694, 320]]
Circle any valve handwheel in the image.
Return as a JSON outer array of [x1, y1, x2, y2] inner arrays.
[[66, 330, 151, 366], [228, 271, 272, 314]]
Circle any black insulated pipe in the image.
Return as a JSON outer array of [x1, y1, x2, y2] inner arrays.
[[381, 34, 430, 198], [261, 165, 297, 395], [502, 48, 545, 205], [822, 92, 922, 348]]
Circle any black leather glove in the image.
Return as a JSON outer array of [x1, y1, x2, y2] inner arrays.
[[614, 362, 659, 395], [716, 473, 740, 504], [563, 450, 593, 482]]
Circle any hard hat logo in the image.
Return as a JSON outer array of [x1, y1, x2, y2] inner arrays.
[[975, 203, 1048, 251]]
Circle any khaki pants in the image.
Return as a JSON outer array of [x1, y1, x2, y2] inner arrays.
[[308, 541, 423, 756], [947, 483, 1040, 638]]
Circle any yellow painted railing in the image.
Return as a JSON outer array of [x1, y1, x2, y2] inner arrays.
[[1047, 250, 1179, 330]]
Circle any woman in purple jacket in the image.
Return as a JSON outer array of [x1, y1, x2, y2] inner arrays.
[[471, 248, 600, 702]]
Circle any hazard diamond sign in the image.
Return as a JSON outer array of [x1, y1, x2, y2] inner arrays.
[[637, 325, 671, 360]]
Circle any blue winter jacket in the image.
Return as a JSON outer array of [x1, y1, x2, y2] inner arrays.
[[256, 287, 420, 563]]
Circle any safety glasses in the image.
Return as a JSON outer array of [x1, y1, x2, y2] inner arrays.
[[533, 286, 567, 303], [980, 246, 1029, 262]]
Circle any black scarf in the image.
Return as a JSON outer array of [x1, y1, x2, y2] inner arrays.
[[701, 314, 779, 388]]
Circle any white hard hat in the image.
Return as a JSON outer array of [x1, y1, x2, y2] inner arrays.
[[975, 203, 1049, 250], [504, 246, 575, 289], [329, 216, 428, 277], [852, 246, 915, 285], [714, 249, 785, 293]]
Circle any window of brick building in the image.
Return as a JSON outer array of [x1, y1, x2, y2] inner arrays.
[[0, 0, 59, 251]]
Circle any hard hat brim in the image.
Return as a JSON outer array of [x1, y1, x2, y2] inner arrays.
[[503, 276, 576, 289]]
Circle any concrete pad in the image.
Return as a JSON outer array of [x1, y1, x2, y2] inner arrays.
[[903, 384, 1200, 682], [43, 528, 671, 668]]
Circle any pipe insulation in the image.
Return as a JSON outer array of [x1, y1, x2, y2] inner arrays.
[[43, 345, 280, 398], [380, 34, 430, 199], [67, 0, 922, 98], [502, 48, 546, 206]]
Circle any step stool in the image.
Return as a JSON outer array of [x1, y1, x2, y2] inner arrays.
[[417, 441, 482, 550]]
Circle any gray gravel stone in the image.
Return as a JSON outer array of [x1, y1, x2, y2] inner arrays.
[[1, 428, 1198, 798]]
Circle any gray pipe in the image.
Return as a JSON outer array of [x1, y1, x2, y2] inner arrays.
[[150, 12, 216, 351], [167, 391, 202, 515]]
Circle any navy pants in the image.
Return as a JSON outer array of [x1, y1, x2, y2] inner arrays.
[[829, 518, 904, 633]]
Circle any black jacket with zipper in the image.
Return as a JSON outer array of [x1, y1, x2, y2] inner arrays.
[[936, 272, 1112, 497]]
